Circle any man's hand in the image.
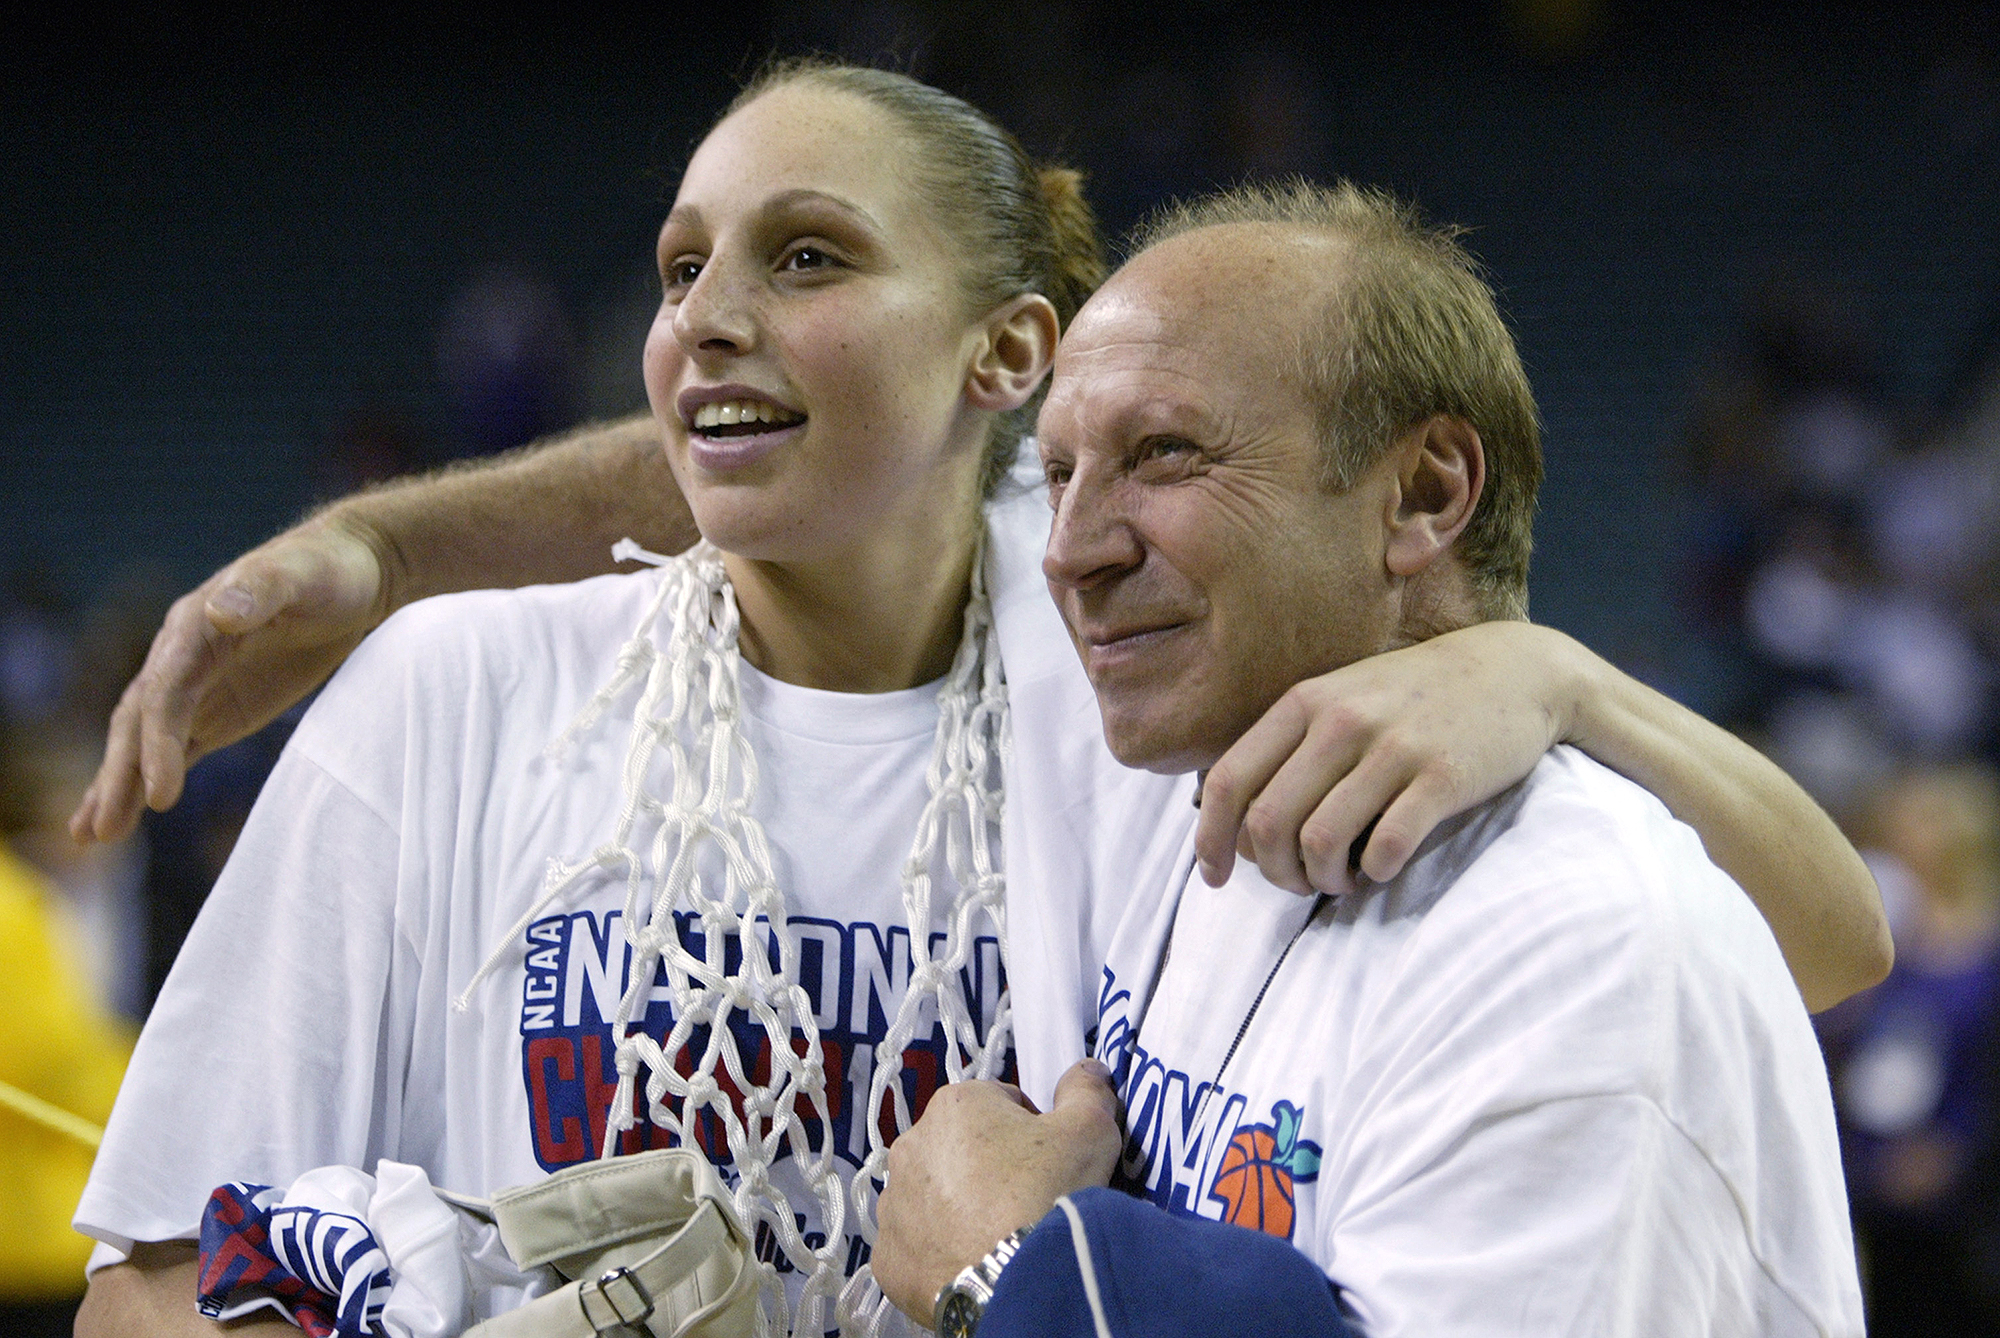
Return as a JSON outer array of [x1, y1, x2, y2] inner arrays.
[[1197, 621, 1575, 896], [69, 513, 389, 843], [874, 1060, 1124, 1323]]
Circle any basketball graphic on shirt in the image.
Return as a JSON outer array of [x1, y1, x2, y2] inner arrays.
[[1209, 1099, 1321, 1239]]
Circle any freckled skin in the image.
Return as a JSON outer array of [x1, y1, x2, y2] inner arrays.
[[642, 82, 1043, 692], [643, 81, 991, 585], [1038, 226, 1407, 774]]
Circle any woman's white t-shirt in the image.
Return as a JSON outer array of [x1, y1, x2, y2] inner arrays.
[[74, 483, 1195, 1323]]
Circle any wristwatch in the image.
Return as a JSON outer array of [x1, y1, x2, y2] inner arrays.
[[932, 1224, 1032, 1336]]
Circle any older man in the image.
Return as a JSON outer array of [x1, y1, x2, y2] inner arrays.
[[868, 182, 1863, 1337]]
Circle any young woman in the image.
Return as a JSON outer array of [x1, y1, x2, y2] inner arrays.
[[76, 61, 1886, 1338]]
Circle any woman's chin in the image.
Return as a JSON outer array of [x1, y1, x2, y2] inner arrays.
[[687, 502, 827, 567]]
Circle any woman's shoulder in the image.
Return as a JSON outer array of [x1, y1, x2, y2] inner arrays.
[[304, 568, 670, 749], [361, 569, 667, 678]]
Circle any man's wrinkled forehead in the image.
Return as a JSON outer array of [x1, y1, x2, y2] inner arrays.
[[1044, 224, 1338, 433]]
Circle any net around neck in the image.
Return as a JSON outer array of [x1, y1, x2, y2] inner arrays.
[[459, 536, 1012, 1338]]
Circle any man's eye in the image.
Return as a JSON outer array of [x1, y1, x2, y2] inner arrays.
[[1143, 436, 1197, 462], [663, 259, 702, 288], [1042, 462, 1073, 495]]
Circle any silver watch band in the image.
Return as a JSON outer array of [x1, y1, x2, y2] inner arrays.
[[932, 1224, 1033, 1335]]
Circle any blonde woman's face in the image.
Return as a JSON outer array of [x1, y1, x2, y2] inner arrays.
[[644, 83, 990, 564]]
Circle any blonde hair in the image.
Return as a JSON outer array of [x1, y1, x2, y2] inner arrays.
[[729, 59, 1107, 494], [1132, 178, 1542, 619]]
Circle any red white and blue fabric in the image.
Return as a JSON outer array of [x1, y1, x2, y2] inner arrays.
[[197, 1181, 394, 1338]]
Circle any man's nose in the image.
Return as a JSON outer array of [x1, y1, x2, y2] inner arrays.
[[1043, 471, 1145, 592], [671, 259, 757, 356]]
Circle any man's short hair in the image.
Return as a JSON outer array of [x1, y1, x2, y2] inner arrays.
[[1130, 179, 1542, 620]]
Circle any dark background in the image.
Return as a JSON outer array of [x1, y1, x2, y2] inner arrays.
[[7, 1, 1999, 683]]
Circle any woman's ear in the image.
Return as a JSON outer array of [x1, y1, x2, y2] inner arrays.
[[1384, 415, 1485, 578], [965, 294, 1061, 412]]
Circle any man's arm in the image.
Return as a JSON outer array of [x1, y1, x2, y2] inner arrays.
[[71, 413, 693, 842], [77, 1242, 295, 1336], [873, 1064, 1356, 1337], [1194, 620, 1891, 1012]]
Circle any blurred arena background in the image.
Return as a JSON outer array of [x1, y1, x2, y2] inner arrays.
[[5, 1, 2000, 1331]]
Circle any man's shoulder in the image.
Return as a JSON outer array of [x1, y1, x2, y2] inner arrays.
[[1370, 745, 1807, 1093], [1421, 744, 1745, 928], [1359, 749, 1855, 1329]]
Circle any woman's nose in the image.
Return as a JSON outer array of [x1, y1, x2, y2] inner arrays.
[[671, 259, 757, 356]]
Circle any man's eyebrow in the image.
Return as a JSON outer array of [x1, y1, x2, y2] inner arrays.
[[1119, 394, 1226, 445]]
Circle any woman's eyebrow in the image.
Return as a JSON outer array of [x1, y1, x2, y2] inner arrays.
[[660, 190, 889, 247], [660, 203, 703, 237], [761, 189, 888, 241]]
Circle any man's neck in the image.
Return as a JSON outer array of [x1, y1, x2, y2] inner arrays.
[[1387, 560, 1484, 650]]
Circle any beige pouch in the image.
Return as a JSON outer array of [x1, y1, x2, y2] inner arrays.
[[461, 1149, 757, 1338]]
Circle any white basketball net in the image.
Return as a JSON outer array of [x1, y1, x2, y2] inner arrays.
[[459, 537, 1011, 1338]]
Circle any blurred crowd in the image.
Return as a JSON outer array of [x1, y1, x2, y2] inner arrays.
[[1684, 282, 2000, 1331], [0, 572, 146, 1332]]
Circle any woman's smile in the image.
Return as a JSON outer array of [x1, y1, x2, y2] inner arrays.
[[676, 384, 809, 471]]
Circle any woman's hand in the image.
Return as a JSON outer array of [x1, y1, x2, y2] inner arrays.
[[68, 514, 389, 844], [1200, 619, 1892, 1011], [1197, 621, 1578, 894]]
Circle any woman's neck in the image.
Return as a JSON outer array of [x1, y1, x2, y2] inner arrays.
[[721, 512, 983, 694]]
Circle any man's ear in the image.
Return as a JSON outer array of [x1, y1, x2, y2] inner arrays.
[[965, 294, 1061, 412], [1384, 415, 1484, 578]]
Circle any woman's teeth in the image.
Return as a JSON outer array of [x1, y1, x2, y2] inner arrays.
[[691, 399, 805, 435]]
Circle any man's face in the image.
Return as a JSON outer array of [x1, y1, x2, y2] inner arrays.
[[1038, 225, 1401, 774]]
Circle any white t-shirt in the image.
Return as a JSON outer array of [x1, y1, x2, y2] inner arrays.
[[1096, 747, 1864, 1337], [74, 482, 1194, 1322]]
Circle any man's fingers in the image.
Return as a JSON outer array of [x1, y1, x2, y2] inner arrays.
[[70, 687, 148, 842], [103, 587, 225, 825], [138, 717, 190, 813], [204, 550, 305, 634], [1196, 695, 1312, 886], [1049, 1059, 1123, 1167], [131, 603, 230, 811], [67, 781, 104, 844]]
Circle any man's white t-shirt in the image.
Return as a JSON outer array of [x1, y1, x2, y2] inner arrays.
[[74, 483, 1194, 1319], [1095, 747, 1865, 1337]]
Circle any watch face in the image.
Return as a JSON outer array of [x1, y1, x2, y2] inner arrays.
[[938, 1290, 981, 1338]]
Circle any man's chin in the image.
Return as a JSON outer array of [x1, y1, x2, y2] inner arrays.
[[1096, 703, 1228, 777]]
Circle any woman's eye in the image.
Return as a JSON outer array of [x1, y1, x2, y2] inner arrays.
[[663, 259, 703, 288], [781, 245, 834, 272]]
